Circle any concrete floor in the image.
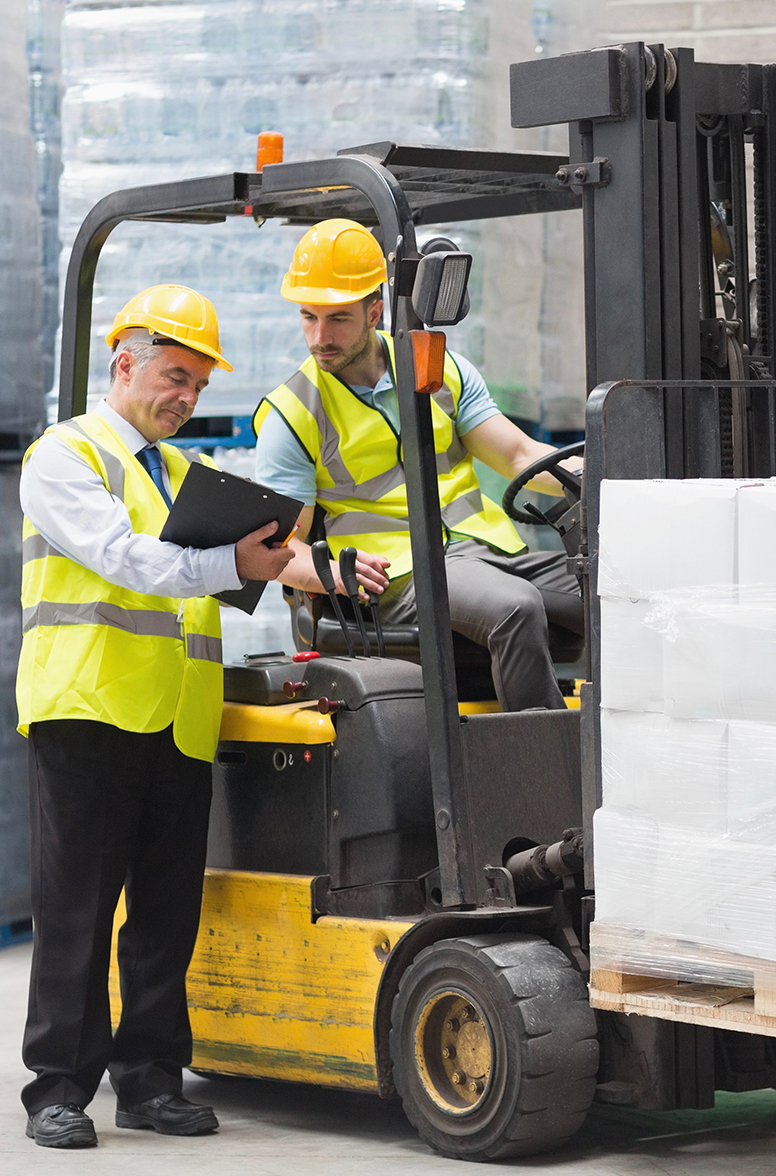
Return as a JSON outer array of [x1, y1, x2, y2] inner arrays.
[[2, 941, 776, 1176]]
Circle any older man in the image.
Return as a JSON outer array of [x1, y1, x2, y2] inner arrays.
[[17, 284, 293, 1148], [254, 220, 583, 711]]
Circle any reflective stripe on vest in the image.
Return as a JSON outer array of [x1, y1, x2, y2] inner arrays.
[[21, 602, 221, 664], [58, 418, 127, 500], [16, 413, 223, 760], [22, 600, 183, 640], [254, 331, 525, 576]]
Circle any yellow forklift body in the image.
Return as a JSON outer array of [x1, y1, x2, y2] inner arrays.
[[111, 869, 415, 1091], [220, 699, 336, 743]]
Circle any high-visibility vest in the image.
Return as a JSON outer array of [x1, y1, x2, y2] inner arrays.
[[16, 413, 224, 762], [253, 331, 525, 577]]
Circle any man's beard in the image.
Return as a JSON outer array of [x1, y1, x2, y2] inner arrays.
[[310, 323, 371, 374]]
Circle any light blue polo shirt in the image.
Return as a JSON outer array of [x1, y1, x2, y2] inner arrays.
[[254, 345, 500, 506]]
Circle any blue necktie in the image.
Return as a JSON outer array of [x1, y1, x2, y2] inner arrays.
[[137, 446, 173, 509]]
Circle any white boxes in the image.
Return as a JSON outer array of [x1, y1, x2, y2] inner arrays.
[[595, 478, 776, 972], [598, 479, 737, 599], [663, 604, 776, 722], [592, 807, 658, 932], [600, 709, 728, 830], [738, 482, 776, 585], [599, 598, 664, 712]]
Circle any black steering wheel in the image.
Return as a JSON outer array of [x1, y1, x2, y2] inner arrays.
[[502, 441, 585, 527]]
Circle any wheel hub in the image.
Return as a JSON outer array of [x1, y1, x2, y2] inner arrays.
[[414, 990, 492, 1114]]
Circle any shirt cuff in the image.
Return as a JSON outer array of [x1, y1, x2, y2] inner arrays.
[[197, 544, 245, 596]]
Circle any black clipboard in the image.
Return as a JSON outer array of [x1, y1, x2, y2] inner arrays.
[[160, 462, 303, 614]]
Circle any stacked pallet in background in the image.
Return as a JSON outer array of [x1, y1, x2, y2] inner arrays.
[[590, 478, 776, 1035]]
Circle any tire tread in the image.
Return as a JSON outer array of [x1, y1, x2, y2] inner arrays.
[[390, 931, 598, 1161]]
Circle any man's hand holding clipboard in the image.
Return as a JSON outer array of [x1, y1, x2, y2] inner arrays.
[[159, 463, 303, 614]]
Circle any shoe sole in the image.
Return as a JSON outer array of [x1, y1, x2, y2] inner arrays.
[[26, 1120, 97, 1148], [115, 1109, 218, 1135]]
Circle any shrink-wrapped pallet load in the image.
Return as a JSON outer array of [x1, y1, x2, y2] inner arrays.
[[593, 479, 776, 986]]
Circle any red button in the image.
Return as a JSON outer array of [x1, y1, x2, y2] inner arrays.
[[293, 651, 321, 662], [303, 749, 312, 763]]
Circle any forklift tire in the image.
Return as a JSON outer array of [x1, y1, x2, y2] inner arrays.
[[389, 932, 598, 1161]]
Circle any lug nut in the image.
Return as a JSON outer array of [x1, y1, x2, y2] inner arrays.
[[461, 1005, 476, 1021], [468, 1079, 484, 1095], [451, 1071, 464, 1085], [441, 1046, 456, 1060], [445, 1018, 460, 1033]]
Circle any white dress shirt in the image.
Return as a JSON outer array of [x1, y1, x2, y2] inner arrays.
[[19, 399, 242, 599]]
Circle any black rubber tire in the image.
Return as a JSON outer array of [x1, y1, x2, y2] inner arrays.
[[389, 932, 599, 1161]]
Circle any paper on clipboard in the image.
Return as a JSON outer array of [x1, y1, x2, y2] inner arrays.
[[159, 462, 303, 614]]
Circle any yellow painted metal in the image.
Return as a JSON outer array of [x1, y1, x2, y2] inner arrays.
[[219, 700, 335, 744], [457, 696, 581, 713], [220, 685, 580, 736], [457, 700, 501, 715], [110, 871, 415, 1092]]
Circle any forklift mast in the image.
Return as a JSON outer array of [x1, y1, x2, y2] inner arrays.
[[511, 43, 776, 1107], [512, 41, 776, 860]]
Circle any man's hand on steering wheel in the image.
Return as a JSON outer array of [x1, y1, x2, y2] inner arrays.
[[502, 440, 584, 528]]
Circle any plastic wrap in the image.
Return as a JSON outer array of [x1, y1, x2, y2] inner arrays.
[[58, 0, 489, 415], [0, 0, 45, 927], [0, 0, 45, 438], [594, 478, 776, 983], [27, 0, 66, 396]]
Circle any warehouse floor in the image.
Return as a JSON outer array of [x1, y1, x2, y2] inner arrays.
[[2, 942, 775, 1175]]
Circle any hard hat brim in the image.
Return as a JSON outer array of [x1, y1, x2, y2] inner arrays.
[[105, 325, 233, 372], [280, 278, 384, 305]]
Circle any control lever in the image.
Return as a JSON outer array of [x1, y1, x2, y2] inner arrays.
[[311, 540, 356, 657], [307, 592, 323, 651], [339, 547, 371, 656], [367, 591, 385, 657], [521, 500, 551, 526]]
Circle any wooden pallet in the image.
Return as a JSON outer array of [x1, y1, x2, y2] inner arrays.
[[589, 922, 776, 1037]]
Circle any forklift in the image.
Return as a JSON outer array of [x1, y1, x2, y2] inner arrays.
[[58, 42, 776, 1161]]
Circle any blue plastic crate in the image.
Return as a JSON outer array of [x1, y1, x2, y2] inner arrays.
[[0, 919, 33, 948]]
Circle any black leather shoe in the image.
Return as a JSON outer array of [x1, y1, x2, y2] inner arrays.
[[25, 1104, 97, 1148], [115, 1092, 218, 1135]]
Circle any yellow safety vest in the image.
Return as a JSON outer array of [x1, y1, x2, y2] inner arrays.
[[253, 331, 525, 577], [16, 413, 224, 762]]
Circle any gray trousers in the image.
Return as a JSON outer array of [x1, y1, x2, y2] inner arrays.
[[379, 540, 583, 712]]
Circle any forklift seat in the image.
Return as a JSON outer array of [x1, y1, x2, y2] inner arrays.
[[285, 587, 585, 702]]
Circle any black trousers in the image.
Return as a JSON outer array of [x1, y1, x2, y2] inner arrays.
[[22, 720, 212, 1114]]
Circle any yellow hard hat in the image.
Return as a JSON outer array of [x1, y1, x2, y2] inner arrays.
[[281, 219, 387, 304], [105, 284, 233, 371]]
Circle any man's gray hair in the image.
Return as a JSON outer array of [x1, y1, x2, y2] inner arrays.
[[109, 334, 157, 385]]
